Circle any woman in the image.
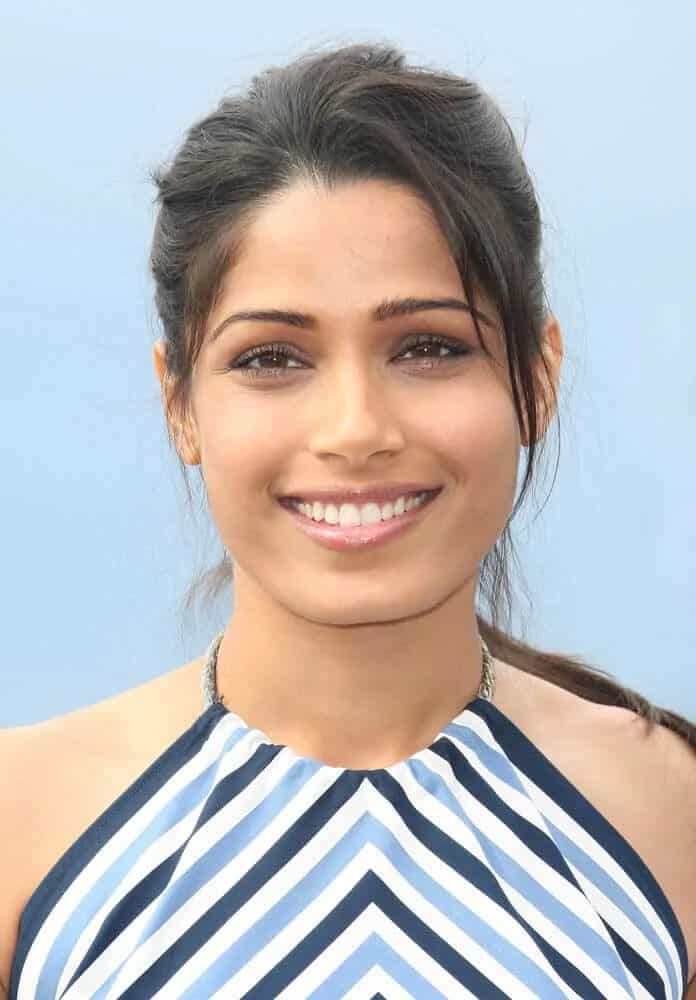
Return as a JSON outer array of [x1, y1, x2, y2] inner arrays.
[[3, 41, 694, 999]]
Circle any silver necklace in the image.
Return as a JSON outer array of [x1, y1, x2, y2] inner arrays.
[[201, 631, 496, 710]]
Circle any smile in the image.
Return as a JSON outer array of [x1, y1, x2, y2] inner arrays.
[[278, 488, 443, 551]]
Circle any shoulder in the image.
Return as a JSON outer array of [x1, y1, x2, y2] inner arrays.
[[605, 703, 696, 983], [575, 696, 696, 988], [0, 654, 204, 992], [0, 721, 54, 992], [497, 662, 696, 986], [4, 652, 204, 775], [599, 702, 696, 874], [0, 722, 53, 995]]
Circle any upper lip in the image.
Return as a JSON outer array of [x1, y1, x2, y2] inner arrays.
[[279, 483, 442, 505]]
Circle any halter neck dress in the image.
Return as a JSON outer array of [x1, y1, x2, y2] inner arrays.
[[9, 643, 687, 999]]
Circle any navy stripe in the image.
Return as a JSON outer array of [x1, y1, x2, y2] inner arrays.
[[10, 695, 685, 998], [65, 741, 286, 983], [469, 698, 689, 989], [9, 702, 226, 998], [118, 770, 369, 997], [604, 922, 668, 1000]]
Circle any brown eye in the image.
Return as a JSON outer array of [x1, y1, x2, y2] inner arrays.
[[225, 342, 302, 378], [226, 333, 471, 379], [398, 333, 471, 363]]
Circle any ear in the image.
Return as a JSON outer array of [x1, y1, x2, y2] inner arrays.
[[521, 313, 563, 447], [520, 314, 564, 447], [152, 339, 201, 465]]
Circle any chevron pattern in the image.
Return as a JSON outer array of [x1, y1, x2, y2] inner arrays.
[[11, 698, 686, 999]]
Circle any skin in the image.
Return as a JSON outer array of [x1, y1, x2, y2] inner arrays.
[[153, 177, 563, 770]]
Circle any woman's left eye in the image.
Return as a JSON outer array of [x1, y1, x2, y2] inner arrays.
[[398, 334, 471, 363], [225, 334, 471, 379]]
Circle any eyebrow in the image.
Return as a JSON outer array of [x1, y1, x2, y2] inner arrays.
[[208, 296, 493, 343]]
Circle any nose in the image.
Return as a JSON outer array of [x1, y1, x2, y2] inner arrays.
[[306, 359, 405, 464]]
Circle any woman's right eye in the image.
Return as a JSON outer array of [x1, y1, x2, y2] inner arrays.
[[225, 343, 302, 379]]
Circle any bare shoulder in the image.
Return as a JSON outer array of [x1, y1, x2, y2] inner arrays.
[[0, 654, 203, 993], [600, 700, 696, 986], [501, 663, 696, 988], [0, 720, 81, 995], [0, 724, 43, 994]]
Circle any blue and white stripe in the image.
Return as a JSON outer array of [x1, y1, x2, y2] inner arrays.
[[10, 697, 687, 999]]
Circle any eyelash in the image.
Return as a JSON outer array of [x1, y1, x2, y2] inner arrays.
[[225, 333, 471, 379]]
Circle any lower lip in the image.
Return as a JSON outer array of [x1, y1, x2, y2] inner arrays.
[[278, 490, 442, 551]]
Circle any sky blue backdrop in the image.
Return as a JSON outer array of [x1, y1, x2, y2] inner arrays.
[[2, 2, 694, 726]]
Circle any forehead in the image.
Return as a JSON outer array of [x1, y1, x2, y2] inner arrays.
[[226, 179, 466, 305]]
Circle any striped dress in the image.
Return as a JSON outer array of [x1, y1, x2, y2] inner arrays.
[[10, 673, 687, 998]]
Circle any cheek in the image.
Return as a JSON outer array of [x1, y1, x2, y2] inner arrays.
[[435, 389, 520, 522], [429, 383, 519, 463], [198, 400, 287, 522]]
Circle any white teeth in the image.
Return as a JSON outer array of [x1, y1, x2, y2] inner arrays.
[[291, 491, 432, 526]]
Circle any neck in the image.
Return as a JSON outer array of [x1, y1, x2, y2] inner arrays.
[[211, 570, 488, 770]]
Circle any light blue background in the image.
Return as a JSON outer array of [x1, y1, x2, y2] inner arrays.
[[2, 2, 694, 726]]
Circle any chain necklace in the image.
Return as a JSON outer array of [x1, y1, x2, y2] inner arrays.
[[201, 631, 496, 711]]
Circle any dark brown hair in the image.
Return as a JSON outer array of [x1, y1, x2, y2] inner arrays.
[[148, 40, 694, 752]]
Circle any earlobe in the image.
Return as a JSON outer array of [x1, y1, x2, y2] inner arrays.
[[544, 314, 564, 375], [152, 339, 168, 390]]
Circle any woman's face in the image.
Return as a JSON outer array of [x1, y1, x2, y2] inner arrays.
[[177, 179, 523, 625]]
